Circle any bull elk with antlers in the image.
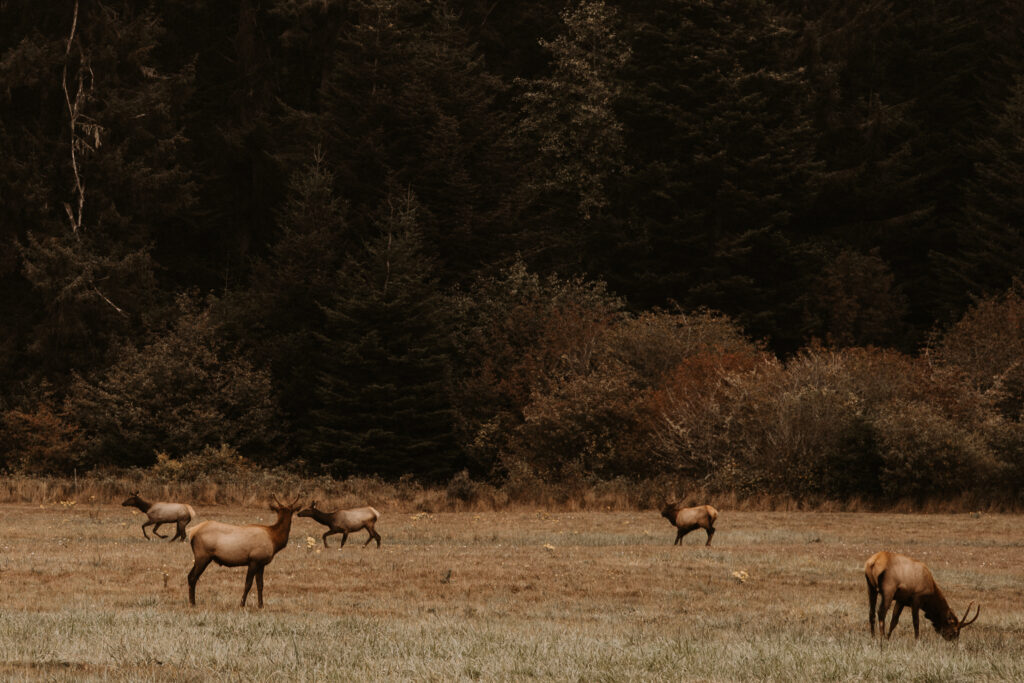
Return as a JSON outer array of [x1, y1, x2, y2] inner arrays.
[[865, 551, 980, 641], [661, 498, 718, 546], [186, 495, 300, 608]]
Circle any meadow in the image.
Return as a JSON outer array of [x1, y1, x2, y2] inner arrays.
[[0, 501, 1022, 681]]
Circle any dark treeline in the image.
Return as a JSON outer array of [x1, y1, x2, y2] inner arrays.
[[2, 1, 1023, 502]]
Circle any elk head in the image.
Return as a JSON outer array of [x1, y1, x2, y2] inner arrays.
[[269, 494, 301, 515], [297, 500, 321, 518], [940, 602, 980, 641]]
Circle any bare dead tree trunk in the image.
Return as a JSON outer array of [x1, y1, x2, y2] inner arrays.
[[61, 0, 126, 318], [62, 0, 99, 236]]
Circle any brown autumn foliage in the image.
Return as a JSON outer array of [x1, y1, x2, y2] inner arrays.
[[0, 402, 85, 475]]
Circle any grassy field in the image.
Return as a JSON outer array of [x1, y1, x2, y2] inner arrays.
[[0, 502, 1021, 681]]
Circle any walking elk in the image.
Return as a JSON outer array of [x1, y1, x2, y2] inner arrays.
[[297, 501, 382, 549], [121, 492, 196, 542]]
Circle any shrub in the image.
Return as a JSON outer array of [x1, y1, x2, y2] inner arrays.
[[1, 403, 85, 475], [150, 443, 253, 482], [930, 286, 1024, 394], [874, 400, 999, 500], [64, 295, 281, 468]]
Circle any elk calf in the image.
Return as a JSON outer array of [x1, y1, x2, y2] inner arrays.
[[121, 492, 196, 542], [865, 550, 980, 641], [661, 500, 718, 546], [298, 501, 381, 549], [186, 495, 300, 608]]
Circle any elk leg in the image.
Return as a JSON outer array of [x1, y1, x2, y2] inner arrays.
[[187, 556, 211, 606], [866, 578, 878, 637], [322, 530, 334, 548], [241, 563, 257, 607], [141, 521, 152, 540], [339, 532, 349, 548], [255, 567, 264, 609], [877, 593, 891, 641], [173, 521, 187, 542], [368, 525, 381, 548], [704, 525, 715, 546], [912, 606, 920, 639], [887, 603, 905, 639], [674, 528, 683, 545], [151, 523, 167, 539]]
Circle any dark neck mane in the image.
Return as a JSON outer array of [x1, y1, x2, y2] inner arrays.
[[266, 509, 294, 552], [920, 589, 954, 633], [311, 508, 335, 525], [130, 497, 151, 512]]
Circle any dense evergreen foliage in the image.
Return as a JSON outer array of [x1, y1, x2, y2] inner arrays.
[[2, 1, 1023, 500]]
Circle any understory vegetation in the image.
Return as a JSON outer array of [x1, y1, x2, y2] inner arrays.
[[3, 284, 1023, 508]]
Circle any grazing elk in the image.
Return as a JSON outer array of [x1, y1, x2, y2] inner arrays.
[[186, 495, 300, 608], [661, 499, 718, 546], [121, 492, 196, 542], [297, 501, 381, 549], [865, 551, 980, 641]]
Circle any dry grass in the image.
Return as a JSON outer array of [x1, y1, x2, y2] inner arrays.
[[0, 501, 1021, 681]]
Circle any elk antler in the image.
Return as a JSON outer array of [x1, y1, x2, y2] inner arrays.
[[271, 493, 283, 508], [289, 496, 301, 509], [960, 602, 980, 626]]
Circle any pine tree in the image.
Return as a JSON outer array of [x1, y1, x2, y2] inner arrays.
[[511, 0, 630, 275], [223, 151, 348, 453], [1, 1, 195, 382], [615, 0, 821, 349], [310, 191, 458, 479], [314, 0, 510, 284]]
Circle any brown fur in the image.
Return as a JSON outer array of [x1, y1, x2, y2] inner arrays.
[[864, 551, 980, 641], [660, 501, 718, 546], [297, 501, 381, 549], [186, 495, 300, 608], [121, 492, 196, 542]]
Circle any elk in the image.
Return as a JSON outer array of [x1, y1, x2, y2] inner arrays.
[[865, 551, 980, 641], [121, 492, 196, 542], [297, 501, 381, 549], [661, 499, 718, 546], [186, 495, 300, 608]]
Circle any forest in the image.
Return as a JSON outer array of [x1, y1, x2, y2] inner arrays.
[[1, 0, 1023, 504]]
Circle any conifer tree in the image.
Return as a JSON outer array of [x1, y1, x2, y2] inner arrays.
[[315, 0, 509, 283], [310, 191, 458, 479], [616, 0, 821, 349], [225, 151, 348, 451], [511, 0, 630, 275], [2, 1, 194, 381]]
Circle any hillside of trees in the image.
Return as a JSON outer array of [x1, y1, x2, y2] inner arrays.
[[2, 1, 1023, 503]]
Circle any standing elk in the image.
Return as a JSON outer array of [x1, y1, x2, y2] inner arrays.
[[661, 499, 718, 546], [121, 492, 196, 542], [186, 495, 300, 608], [865, 550, 980, 641], [297, 501, 382, 549]]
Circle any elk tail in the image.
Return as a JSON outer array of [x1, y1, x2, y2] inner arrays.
[[185, 504, 197, 523], [369, 506, 381, 521]]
